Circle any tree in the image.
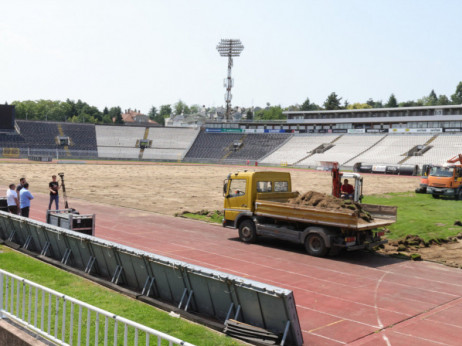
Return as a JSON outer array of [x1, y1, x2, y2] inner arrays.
[[148, 106, 165, 126], [399, 100, 423, 107], [159, 105, 172, 117], [300, 98, 320, 111], [323, 92, 342, 110], [246, 109, 253, 120], [385, 94, 398, 108], [451, 81, 462, 104], [148, 106, 158, 120], [366, 98, 383, 108], [109, 106, 123, 124], [174, 100, 189, 115], [346, 103, 372, 110], [254, 106, 284, 120], [189, 104, 200, 114], [427, 89, 438, 106], [437, 94, 451, 105]]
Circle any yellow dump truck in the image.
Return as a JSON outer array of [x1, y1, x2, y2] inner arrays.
[[223, 171, 397, 257]]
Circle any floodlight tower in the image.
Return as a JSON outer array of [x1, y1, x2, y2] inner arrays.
[[216, 39, 244, 121]]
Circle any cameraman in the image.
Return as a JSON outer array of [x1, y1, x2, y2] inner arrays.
[[48, 175, 60, 210]]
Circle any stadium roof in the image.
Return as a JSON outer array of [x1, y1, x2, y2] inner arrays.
[[284, 104, 462, 115]]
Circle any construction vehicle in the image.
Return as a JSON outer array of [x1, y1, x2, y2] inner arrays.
[[415, 164, 439, 193], [329, 161, 363, 202], [426, 154, 462, 199], [222, 171, 397, 257]]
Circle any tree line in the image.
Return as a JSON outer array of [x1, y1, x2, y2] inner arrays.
[[12, 99, 123, 124], [9, 81, 462, 123]]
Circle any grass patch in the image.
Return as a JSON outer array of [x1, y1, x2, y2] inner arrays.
[[363, 192, 462, 242], [176, 210, 223, 224], [0, 245, 242, 346]]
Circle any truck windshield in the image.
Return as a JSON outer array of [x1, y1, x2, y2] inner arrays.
[[428, 166, 440, 176], [430, 167, 454, 178], [229, 179, 246, 197]]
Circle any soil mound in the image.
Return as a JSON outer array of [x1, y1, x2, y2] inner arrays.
[[288, 191, 373, 222]]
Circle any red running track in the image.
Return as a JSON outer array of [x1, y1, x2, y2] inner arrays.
[[22, 192, 462, 345]]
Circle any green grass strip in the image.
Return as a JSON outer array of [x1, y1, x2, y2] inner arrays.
[[363, 192, 462, 242], [0, 245, 243, 346]]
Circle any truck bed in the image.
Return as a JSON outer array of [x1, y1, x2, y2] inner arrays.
[[254, 196, 397, 231]]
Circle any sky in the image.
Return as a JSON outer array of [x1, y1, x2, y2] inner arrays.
[[1, 0, 461, 113]]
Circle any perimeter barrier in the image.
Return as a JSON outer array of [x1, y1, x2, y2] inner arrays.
[[0, 269, 194, 346], [0, 211, 303, 345]]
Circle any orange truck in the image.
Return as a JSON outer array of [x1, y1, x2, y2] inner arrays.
[[426, 154, 462, 199], [415, 164, 440, 193]]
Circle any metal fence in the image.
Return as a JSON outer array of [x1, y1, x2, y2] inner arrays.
[[0, 211, 303, 345], [0, 147, 98, 160], [0, 269, 195, 346]]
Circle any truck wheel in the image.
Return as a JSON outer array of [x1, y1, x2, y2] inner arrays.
[[432, 194, 440, 199], [456, 190, 462, 200], [305, 234, 328, 257], [238, 220, 257, 243]]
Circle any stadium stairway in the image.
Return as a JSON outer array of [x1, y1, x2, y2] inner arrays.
[[57, 124, 71, 157], [342, 134, 388, 166], [220, 134, 247, 161], [138, 127, 150, 160], [291, 135, 343, 166], [398, 134, 439, 164]]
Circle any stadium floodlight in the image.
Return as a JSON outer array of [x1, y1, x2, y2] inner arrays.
[[216, 39, 244, 121]]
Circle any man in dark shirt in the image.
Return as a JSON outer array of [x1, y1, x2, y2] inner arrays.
[[16, 177, 26, 194], [48, 175, 60, 210]]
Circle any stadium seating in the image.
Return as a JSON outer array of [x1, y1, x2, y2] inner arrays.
[[146, 127, 199, 149], [184, 132, 242, 160], [0, 133, 26, 146], [184, 130, 291, 162], [225, 133, 290, 160], [16, 120, 60, 148], [12, 120, 98, 158], [97, 147, 142, 159], [95, 125, 145, 159], [261, 134, 339, 165], [5, 119, 462, 169], [142, 127, 199, 160], [60, 123, 97, 151], [352, 134, 432, 165], [404, 134, 462, 165], [295, 134, 385, 167], [96, 125, 145, 147]]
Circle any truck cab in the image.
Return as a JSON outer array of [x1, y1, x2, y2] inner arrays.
[[427, 165, 462, 199], [223, 171, 295, 227]]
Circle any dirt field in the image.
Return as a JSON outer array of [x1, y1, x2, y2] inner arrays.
[[0, 161, 419, 214], [1, 160, 461, 267]]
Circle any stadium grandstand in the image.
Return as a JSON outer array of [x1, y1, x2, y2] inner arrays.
[[1, 104, 462, 173]]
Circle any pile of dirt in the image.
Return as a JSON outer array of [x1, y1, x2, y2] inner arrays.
[[288, 191, 373, 222]]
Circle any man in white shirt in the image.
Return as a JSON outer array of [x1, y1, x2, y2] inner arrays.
[[6, 183, 19, 214]]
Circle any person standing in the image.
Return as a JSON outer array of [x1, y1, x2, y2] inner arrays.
[[16, 177, 26, 194], [20, 183, 34, 217], [48, 175, 60, 210], [6, 184, 19, 214]]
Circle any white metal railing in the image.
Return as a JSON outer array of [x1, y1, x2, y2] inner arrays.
[[0, 269, 195, 346]]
